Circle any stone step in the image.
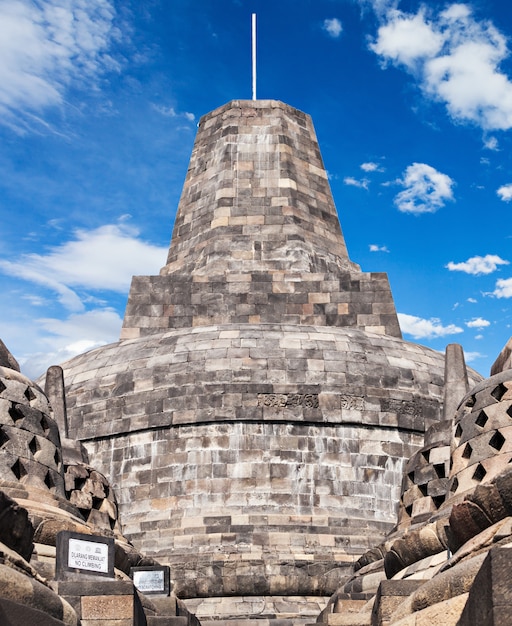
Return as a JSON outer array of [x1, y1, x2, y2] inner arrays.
[[146, 617, 188, 626], [199, 620, 311, 626], [149, 596, 178, 616]]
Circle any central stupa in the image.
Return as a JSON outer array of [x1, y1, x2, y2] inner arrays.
[[58, 100, 480, 624]]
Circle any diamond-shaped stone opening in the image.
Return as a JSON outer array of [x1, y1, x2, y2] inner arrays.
[[0, 380, 6, 394], [491, 383, 507, 402], [434, 463, 446, 479], [8, 403, 24, 423], [450, 477, 459, 492], [418, 483, 428, 497], [75, 478, 87, 490], [54, 449, 61, 468], [421, 450, 430, 463], [40, 415, 50, 435], [507, 405, 512, 419], [432, 495, 445, 509], [11, 459, 27, 480], [407, 471, 415, 484], [462, 443, 473, 459], [455, 423, 463, 439], [473, 463, 487, 482], [92, 496, 103, 510], [475, 410, 489, 428], [405, 504, 413, 518], [24, 386, 36, 402], [44, 471, 55, 491], [0, 427, 9, 448], [28, 436, 40, 456], [489, 430, 506, 451], [77, 509, 89, 521], [465, 395, 476, 408]]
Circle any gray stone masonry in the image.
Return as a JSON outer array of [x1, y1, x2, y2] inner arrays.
[[121, 101, 400, 339], [57, 100, 483, 621]]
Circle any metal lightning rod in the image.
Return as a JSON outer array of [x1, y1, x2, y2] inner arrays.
[[252, 13, 257, 100]]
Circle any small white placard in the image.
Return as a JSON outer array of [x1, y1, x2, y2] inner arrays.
[[68, 537, 109, 574], [133, 569, 165, 592]]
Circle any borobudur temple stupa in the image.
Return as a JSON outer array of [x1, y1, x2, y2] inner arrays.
[[56, 99, 482, 623]]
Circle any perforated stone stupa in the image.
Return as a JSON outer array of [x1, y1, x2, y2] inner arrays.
[[57, 100, 482, 624]]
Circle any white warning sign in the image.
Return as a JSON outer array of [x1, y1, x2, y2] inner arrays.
[[68, 537, 109, 574]]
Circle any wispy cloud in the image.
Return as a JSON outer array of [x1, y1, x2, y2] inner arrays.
[[446, 254, 509, 276], [0, 222, 167, 311], [369, 244, 389, 252], [394, 162, 454, 214], [464, 351, 484, 363], [17, 308, 123, 378], [361, 161, 384, 172], [323, 18, 343, 39], [152, 104, 195, 121], [398, 312, 463, 339], [466, 317, 490, 329], [484, 136, 499, 151], [368, 3, 512, 131], [344, 176, 370, 189], [0, 0, 120, 130]]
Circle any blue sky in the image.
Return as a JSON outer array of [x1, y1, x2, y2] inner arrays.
[[0, 0, 511, 379]]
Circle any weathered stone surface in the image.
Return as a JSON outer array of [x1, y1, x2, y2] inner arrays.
[[0, 339, 19, 371], [0, 490, 34, 561], [490, 338, 512, 375], [458, 545, 512, 626], [371, 580, 423, 626], [52, 100, 481, 622], [45, 366, 69, 438], [0, 597, 68, 626], [0, 561, 78, 625], [390, 593, 468, 626]]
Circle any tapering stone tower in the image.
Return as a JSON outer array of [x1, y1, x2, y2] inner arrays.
[[121, 100, 400, 337], [58, 101, 481, 624]]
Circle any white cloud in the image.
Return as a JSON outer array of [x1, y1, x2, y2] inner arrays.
[[361, 161, 384, 172], [0, 0, 119, 129], [369, 3, 512, 131], [446, 254, 509, 275], [323, 18, 343, 39], [398, 313, 463, 339], [484, 136, 499, 150], [153, 105, 177, 117], [371, 9, 444, 70], [369, 244, 389, 252], [152, 105, 195, 122], [394, 162, 454, 214], [0, 222, 168, 311], [467, 297, 477, 303], [18, 308, 123, 379], [344, 176, 369, 189], [464, 351, 484, 363], [466, 317, 490, 329], [497, 184, 512, 202], [493, 277, 512, 298]]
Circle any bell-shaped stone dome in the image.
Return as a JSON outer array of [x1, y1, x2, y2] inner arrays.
[[56, 100, 482, 622]]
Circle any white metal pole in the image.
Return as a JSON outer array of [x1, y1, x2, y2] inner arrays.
[[252, 13, 257, 100]]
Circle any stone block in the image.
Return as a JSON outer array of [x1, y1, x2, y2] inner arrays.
[[458, 545, 512, 626], [371, 580, 423, 626]]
